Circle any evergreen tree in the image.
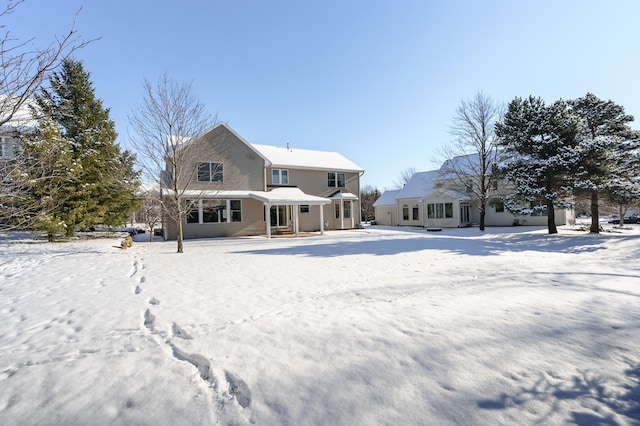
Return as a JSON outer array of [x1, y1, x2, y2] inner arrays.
[[495, 96, 580, 234], [13, 116, 80, 241], [569, 93, 635, 233], [607, 136, 640, 224], [38, 59, 139, 235]]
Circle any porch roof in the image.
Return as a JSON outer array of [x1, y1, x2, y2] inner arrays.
[[249, 187, 331, 205], [329, 191, 359, 200]]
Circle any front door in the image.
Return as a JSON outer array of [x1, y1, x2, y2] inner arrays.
[[270, 205, 288, 227]]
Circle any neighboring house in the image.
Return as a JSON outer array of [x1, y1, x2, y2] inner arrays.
[[162, 122, 364, 239], [375, 155, 574, 228]]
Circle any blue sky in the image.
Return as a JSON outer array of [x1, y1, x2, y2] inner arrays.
[[8, 1, 640, 189]]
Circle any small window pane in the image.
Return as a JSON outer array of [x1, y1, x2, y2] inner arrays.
[[328, 172, 336, 187], [198, 163, 210, 182], [343, 201, 351, 219], [300, 205, 309, 213], [281, 170, 288, 185], [445, 203, 453, 218], [212, 163, 223, 182], [230, 199, 242, 222], [337, 173, 345, 188], [272, 169, 280, 184]]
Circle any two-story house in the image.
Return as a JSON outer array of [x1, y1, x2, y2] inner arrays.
[[161, 122, 363, 240]]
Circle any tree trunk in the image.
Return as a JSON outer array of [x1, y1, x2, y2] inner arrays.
[[176, 219, 184, 253], [149, 227, 153, 242], [547, 200, 558, 234], [479, 204, 486, 231], [589, 191, 599, 233]]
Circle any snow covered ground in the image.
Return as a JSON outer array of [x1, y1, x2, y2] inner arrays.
[[1, 222, 640, 425]]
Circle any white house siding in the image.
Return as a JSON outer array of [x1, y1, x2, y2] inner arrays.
[[396, 198, 422, 227]]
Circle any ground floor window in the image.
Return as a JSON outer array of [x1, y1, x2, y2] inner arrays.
[[403, 204, 409, 220], [412, 206, 419, 220], [343, 201, 351, 219], [300, 204, 310, 213], [186, 199, 242, 224], [427, 202, 453, 219]]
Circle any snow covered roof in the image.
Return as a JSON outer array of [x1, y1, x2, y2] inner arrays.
[[373, 189, 401, 207], [329, 191, 358, 200], [422, 188, 472, 202], [168, 189, 255, 199], [395, 170, 440, 199], [0, 96, 39, 131], [249, 187, 331, 205], [251, 143, 363, 173]]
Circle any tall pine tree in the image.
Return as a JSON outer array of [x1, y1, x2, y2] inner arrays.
[[14, 116, 80, 241], [38, 60, 139, 235], [569, 93, 635, 233], [495, 96, 580, 234]]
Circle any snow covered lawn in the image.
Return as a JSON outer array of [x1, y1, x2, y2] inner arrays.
[[1, 225, 640, 425]]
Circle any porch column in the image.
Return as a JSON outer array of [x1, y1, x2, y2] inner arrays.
[[265, 204, 271, 239], [340, 201, 344, 230], [320, 205, 324, 235], [350, 199, 354, 228], [294, 204, 299, 237]]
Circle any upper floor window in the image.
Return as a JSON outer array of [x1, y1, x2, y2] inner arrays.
[[328, 172, 345, 188], [272, 169, 289, 185], [198, 162, 223, 182]]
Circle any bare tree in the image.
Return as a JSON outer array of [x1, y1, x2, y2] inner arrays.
[[129, 74, 217, 253], [394, 167, 416, 189], [138, 187, 162, 242], [360, 184, 380, 221], [0, 0, 90, 126], [439, 92, 503, 231]]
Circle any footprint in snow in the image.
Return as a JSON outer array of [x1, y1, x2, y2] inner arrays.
[[134, 285, 142, 294], [226, 370, 252, 409], [143, 309, 155, 331], [172, 323, 193, 340], [148, 297, 160, 305]]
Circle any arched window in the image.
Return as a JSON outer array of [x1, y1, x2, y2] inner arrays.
[[402, 204, 409, 220]]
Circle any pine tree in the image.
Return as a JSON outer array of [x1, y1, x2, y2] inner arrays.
[[569, 93, 635, 233], [495, 96, 581, 234], [38, 60, 139, 235], [13, 116, 80, 241]]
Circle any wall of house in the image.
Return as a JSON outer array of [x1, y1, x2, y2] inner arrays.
[[177, 126, 265, 192], [267, 167, 361, 230], [421, 194, 460, 228], [396, 198, 422, 227], [374, 205, 396, 226]]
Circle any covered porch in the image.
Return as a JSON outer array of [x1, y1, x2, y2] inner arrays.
[[250, 187, 331, 238]]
